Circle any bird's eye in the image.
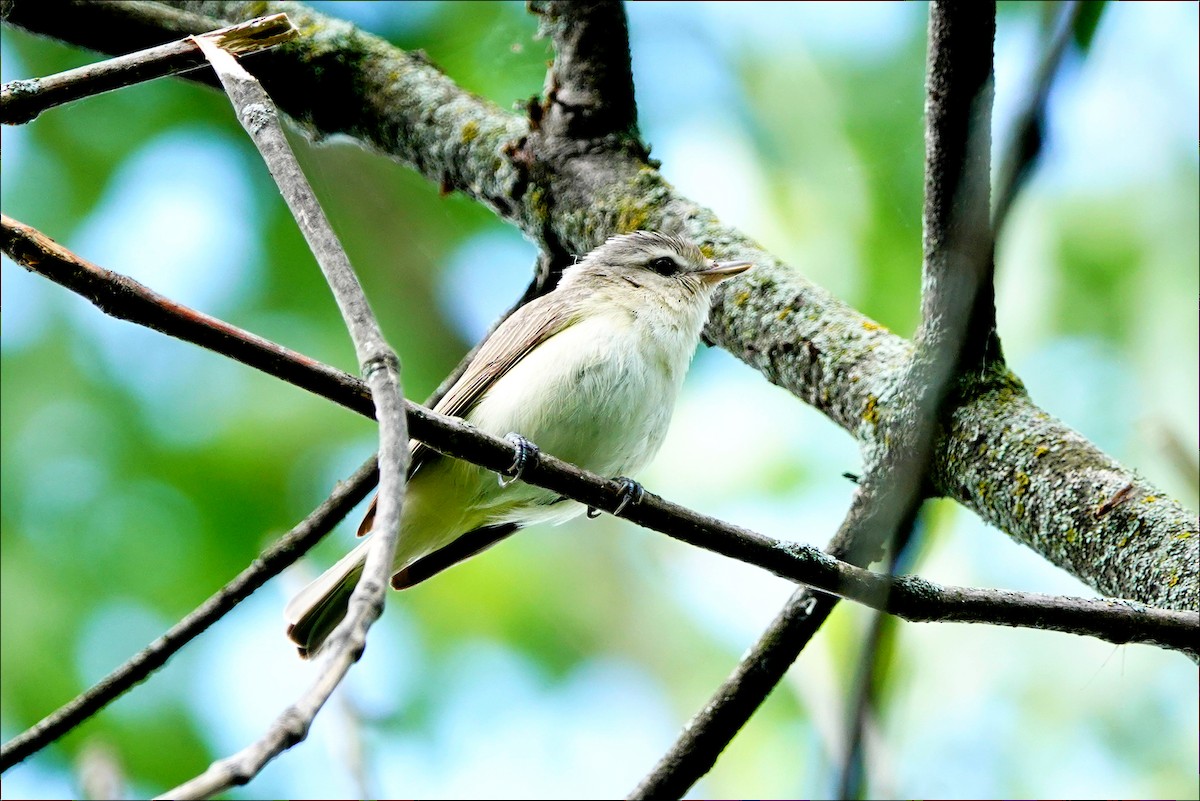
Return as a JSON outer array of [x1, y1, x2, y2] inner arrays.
[[649, 256, 677, 275]]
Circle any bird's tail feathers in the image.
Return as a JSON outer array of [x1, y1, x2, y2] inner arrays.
[[284, 539, 371, 659]]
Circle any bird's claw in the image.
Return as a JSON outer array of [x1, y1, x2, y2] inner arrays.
[[499, 433, 538, 487], [588, 476, 644, 519], [612, 477, 644, 516]]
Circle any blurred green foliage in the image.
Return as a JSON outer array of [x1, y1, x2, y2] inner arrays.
[[2, 2, 1196, 799]]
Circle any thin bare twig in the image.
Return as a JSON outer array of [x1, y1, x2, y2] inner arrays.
[[992, 0, 1087, 231], [838, 605, 894, 800], [6, 1, 1194, 612], [0, 457, 379, 770], [628, 587, 834, 801], [636, 3, 1002, 797], [0, 13, 296, 124], [0, 213, 376, 419], [2, 215, 1193, 656], [3, 210, 1195, 784], [916, 2, 999, 369], [629, 490, 919, 800], [158, 38, 408, 800], [842, 3, 998, 796], [839, 7, 1103, 796]]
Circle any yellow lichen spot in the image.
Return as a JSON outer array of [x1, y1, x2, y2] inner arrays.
[[733, 290, 751, 307], [1142, 495, 1158, 503], [1014, 472, 1030, 496], [529, 187, 550, 220], [1175, 530, 1196, 540], [861, 320, 885, 332], [460, 120, 480, 143], [615, 200, 650, 233], [777, 306, 794, 321], [1034, 445, 1049, 458], [298, 20, 324, 38], [699, 244, 716, 259], [862, 395, 879, 426], [1167, 571, 1179, 587], [1117, 536, 1128, 547], [1065, 528, 1077, 543]]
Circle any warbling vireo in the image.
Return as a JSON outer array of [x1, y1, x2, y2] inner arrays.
[[285, 231, 752, 656]]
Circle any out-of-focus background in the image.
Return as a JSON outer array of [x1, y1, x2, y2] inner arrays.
[[2, 2, 1197, 798]]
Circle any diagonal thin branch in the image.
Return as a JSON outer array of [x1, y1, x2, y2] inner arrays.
[[992, 0, 1087, 231], [629, 488, 915, 800], [0, 456, 379, 771], [637, 3, 1002, 797], [6, 1, 1195, 612], [840, 3, 1101, 793], [2, 210, 1196, 779], [628, 587, 834, 801], [2, 214, 1194, 653], [0, 213, 376, 416], [0, 12, 296, 124], [157, 38, 408, 800], [2, 4, 1190, 796], [837, 593, 896, 801], [841, 4, 1000, 796]]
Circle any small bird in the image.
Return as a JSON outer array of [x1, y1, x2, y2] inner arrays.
[[285, 231, 752, 657]]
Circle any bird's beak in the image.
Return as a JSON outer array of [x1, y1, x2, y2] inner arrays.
[[696, 259, 753, 284]]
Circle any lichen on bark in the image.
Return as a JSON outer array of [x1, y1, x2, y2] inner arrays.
[[6, 0, 1195, 610]]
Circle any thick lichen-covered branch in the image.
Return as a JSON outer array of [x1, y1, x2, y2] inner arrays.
[[5, 0, 1195, 610], [4, 0, 530, 216], [940, 387, 1196, 609], [7, 213, 1193, 662]]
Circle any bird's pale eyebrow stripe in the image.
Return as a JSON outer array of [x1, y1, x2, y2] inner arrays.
[[645, 248, 681, 265]]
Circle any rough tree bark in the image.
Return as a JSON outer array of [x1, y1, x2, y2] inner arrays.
[[3, 0, 1195, 615]]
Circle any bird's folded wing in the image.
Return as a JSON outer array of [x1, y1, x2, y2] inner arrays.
[[356, 291, 586, 539]]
